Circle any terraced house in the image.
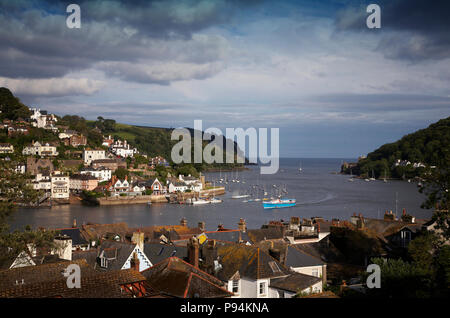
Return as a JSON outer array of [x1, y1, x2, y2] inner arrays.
[[22, 141, 58, 157]]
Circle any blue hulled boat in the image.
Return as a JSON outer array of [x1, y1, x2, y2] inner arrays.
[[263, 198, 296, 209]]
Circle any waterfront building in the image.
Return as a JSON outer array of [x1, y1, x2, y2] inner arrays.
[[50, 172, 70, 199], [167, 178, 188, 193], [70, 174, 99, 191]]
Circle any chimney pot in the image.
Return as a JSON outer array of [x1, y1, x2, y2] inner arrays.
[[130, 252, 140, 272]]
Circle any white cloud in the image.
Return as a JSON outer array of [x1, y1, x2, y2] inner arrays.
[[0, 77, 105, 97]]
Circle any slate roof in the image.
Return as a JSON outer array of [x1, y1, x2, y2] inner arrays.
[[96, 241, 137, 271], [56, 228, 89, 246], [81, 222, 130, 242], [292, 240, 345, 263], [270, 273, 322, 293], [247, 227, 284, 244], [0, 250, 35, 270], [0, 259, 89, 291], [215, 243, 290, 281], [141, 257, 232, 298], [131, 225, 202, 242], [0, 259, 148, 298], [72, 249, 99, 269], [204, 230, 250, 243], [143, 243, 188, 265], [285, 245, 324, 268]]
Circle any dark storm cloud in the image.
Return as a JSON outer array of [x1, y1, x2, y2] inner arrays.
[[335, 0, 450, 61], [0, 0, 262, 81]]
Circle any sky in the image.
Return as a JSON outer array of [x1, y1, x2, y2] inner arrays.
[[0, 0, 449, 158]]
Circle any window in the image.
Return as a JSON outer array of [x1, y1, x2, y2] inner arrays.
[[100, 257, 108, 268], [232, 280, 239, 294], [259, 282, 266, 295], [268, 261, 282, 273]]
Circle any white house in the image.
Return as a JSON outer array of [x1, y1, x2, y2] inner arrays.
[[83, 149, 106, 165], [80, 166, 112, 182], [31, 173, 52, 191], [167, 179, 188, 193], [95, 237, 152, 272], [284, 245, 326, 293], [110, 139, 138, 158], [0, 143, 14, 154], [30, 108, 58, 130], [149, 178, 166, 195], [22, 141, 58, 157], [51, 173, 70, 199], [210, 242, 322, 298]]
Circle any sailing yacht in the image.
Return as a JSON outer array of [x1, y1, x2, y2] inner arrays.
[[348, 168, 355, 182], [369, 169, 376, 181], [299, 161, 302, 172]]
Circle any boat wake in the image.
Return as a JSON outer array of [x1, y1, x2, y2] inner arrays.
[[295, 192, 336, 206]]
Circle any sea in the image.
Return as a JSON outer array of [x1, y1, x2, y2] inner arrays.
[[9, 158, 431, 231]]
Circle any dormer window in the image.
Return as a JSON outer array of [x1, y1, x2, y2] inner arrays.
[[100, 257, 108, 268], [268, 261, 282, 273], [232, 280, 240, 294]]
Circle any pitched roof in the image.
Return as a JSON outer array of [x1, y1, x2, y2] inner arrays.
[[130, 225, 202, 242], [291, 240, 345, 263], [143, 243, 188, 265], [141, 257, 232, 298], [215, 243, 290, 281], [96, 241, 137, 271], [72, 249, 99, 269], [270, 273, 322, 293], [0, 260, 148, 298], [0, 259, 91, 290], [56, 228, 89, 246], [205, 230, 250, 244], [247, 227, 284, 243], [80, 222, 130, 242], [285, 245, 324, 268]]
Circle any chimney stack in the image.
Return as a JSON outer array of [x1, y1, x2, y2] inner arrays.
[[198, 221, 205, 232], [180, 217, 188, 227], [132, 231, 145, 251], [217, 224, 224, 231], [188, 236, 199, 268], [72, 218, 77, 228], [238, 219, 246, 233], [130, 252, 140, 272]]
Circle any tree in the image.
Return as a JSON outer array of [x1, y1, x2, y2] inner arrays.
[[364, 258, 433, 298], [419, 150, 450, 243], [0, 161, 56, 266], [408, 233, 438, 270], [114, 167, 129, 180]]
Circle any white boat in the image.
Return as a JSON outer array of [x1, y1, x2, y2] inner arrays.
[[348, 168, 355, 182], [192, 199, 209, 205], [299, 161, 302, 172], [187, 197, 209, 205], [231, 194, 250, 199], [210, 198, 223, 204]]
